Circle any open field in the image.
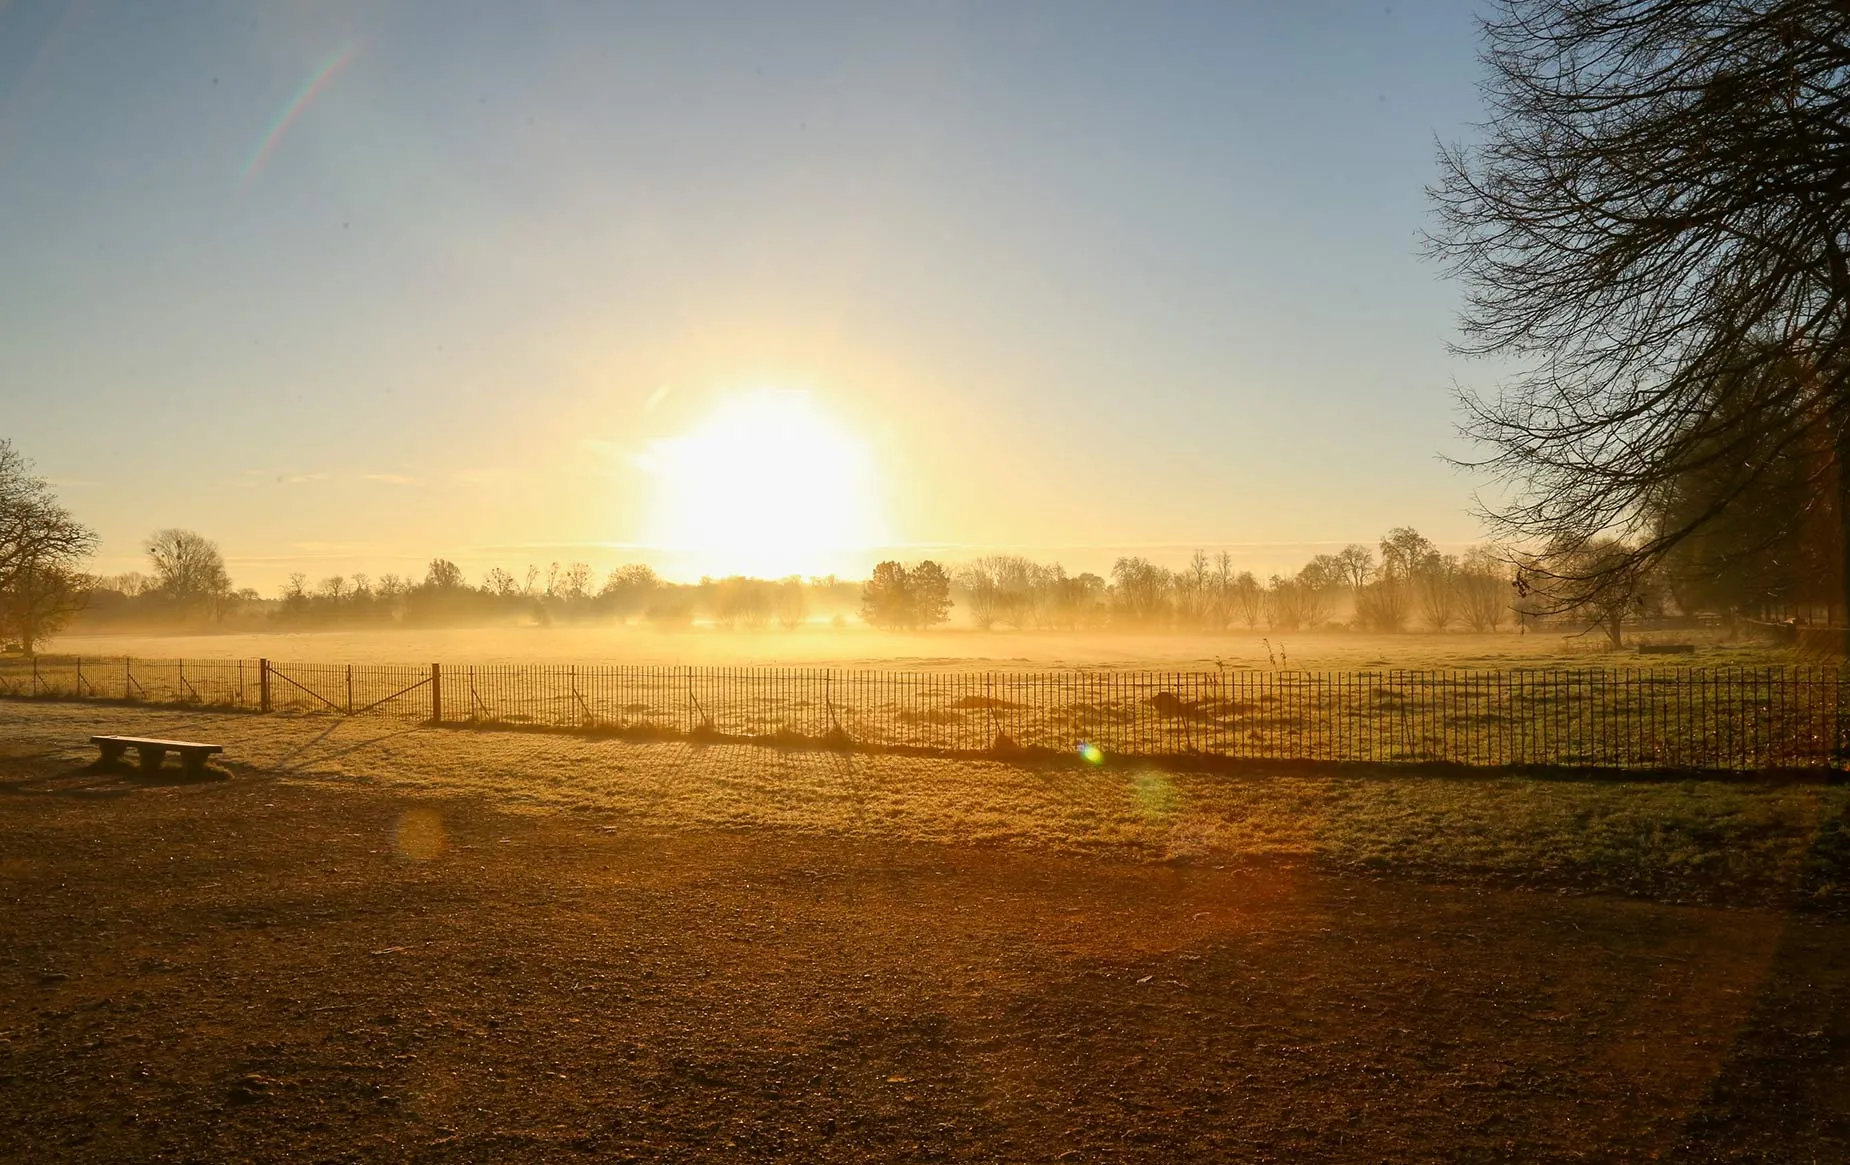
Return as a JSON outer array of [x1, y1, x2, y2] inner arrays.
[[45, 625, 1801, 673], [4, 702, 1847, 909], [2, 705, 1848, 1161]]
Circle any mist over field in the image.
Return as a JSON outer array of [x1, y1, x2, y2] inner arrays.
[[43, 624, 1776, 673], [6, 3, 1850, 1161]]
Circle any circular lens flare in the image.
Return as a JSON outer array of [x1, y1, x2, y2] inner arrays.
[[1079, 741, 1105, 765]]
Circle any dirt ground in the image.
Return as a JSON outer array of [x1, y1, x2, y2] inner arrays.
[[3, 722, 1849, 1161]]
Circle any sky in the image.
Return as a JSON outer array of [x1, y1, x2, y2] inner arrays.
[[1, 0, 1498, 590]]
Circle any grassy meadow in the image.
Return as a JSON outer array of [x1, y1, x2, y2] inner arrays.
[[3, 700, 1845, 912]]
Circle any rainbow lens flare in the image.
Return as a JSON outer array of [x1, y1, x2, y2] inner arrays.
[[1078, 741, 1104, 765]]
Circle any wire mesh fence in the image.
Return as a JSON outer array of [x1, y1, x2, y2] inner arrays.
[[2, 655, 1845, 771]]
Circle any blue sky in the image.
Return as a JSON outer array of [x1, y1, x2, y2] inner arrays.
[[1, 0, 1495, 588]]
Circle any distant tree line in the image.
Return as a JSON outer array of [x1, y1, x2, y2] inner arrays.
[[81, 548, 872, 635], [65, 527, 1534, 639], [948, 531, 1519, 634]]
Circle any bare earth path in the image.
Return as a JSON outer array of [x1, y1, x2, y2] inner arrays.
[[2, 703, 1847, 1161]]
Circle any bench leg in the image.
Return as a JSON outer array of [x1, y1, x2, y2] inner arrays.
[[136, 746, 166, 773], [98, 742, 126, 766], [181, 752, 213, 779]]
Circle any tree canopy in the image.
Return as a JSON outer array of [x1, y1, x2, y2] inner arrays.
[[145, 528, 231, 613], [1431, 0, 1850, 614], [0, 439, 95, 650]]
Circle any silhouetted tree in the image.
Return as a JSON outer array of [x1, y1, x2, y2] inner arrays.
[[424, 558, 465, 590], [1431, 0, 1850, 620], [1, 559, 86, 652], [1264, 574, 1306, 631], [955, 562, 1001, 630], [1414, 553, 1461, 631], [144, 528, 231, 618], [0, 440, 95, 650], [1231, 570, 1264, 629], [1298, 554, 1344, 628], [775, 576, 808, 630], [1334, 544, 1374, 622], [483, 567, 518, 598], [1458, 547, 1512, 631], [910, 560, 954, 628], [861, 561, 913, 630], [1110, 557, 1171, 626]]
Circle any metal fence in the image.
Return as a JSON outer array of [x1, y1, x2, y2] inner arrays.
[[2, 655, 1845, 771]]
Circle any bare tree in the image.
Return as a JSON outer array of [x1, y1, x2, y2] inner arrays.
[[483, 567, 518, 597], [1110, 557, 1172, 627], [1264, 574, 1306, 631], [1175, 550, 1214, 630], [145, 528, 231, 617], [1211, 551, 1237, 631], [0, 441, 95, 650], [1334, 544, 1374, 624], [1231, 570, 1265, 629], [424, 558, 466, 590], [775, 576, 807, 630], [1457, 547, 1511, 631], [3, 563, 87, 651], [1414, 554, 1461, 631], [954, 562, 1001, 630], [561, 562, 593, 603], [1431, 0, 1850, 619], [1298, 554, 1345, 628], [1357, 528, 1434, 631]]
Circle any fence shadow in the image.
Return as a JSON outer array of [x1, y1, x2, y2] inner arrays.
[[6, 657, 1848, 776]]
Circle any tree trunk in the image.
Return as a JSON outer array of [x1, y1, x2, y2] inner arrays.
[[1837, 420, 1850, 639]]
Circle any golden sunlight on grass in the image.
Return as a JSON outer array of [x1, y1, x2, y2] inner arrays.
[[636, 389, 886, 581], [9, 702, 1844, 911]]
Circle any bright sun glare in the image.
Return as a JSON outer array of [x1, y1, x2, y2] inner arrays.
[[638, 389, 887, 581]]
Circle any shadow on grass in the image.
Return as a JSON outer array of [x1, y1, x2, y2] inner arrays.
[[0, 755, 232, 796], [6, 690, 1842, 786], [423, 717, 1846, 787]]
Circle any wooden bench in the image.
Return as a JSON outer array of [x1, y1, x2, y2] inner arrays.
[[91, 735, 224, 777]]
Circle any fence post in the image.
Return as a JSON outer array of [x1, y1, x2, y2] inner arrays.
[[346, 664, 353, 716], [259, 659, 271, 713], [430, 663, 442, 724]]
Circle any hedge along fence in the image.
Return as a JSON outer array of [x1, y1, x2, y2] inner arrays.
[[2, 655, 1846, 772]]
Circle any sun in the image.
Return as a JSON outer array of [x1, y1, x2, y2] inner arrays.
[[637, 389, 887, 580]]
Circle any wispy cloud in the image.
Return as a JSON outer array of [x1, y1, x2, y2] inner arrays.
[[360, 472, 419, 486], [243, 469, 331, 485], [450, 468, 512, 486]]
